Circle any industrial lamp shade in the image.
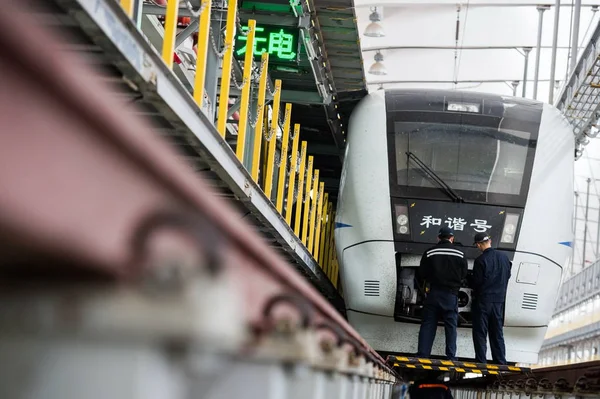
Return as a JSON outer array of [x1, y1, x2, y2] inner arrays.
[[364, 21, 385, 37], [364, 8, 385, 37], [368, 52, 387, 75], [369, 61, 387, 75]]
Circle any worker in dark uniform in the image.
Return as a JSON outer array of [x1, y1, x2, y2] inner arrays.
[[469, 233, 512, 364], [416, 227, 468, 360]]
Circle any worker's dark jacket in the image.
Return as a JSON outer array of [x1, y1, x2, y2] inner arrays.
[[418, 240, 468, 295], [468, 248, 512, 302]]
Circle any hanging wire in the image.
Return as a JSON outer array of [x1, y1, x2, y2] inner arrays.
[[454, 1, 470, 86], [452, 5, 461, 88]]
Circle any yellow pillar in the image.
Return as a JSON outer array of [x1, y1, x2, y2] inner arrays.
[[161, 0, 180, 69], [285, 125, 300, 225], [307, 170, 320, 254], [264, 81, 282, 199], [301, 156, 314, 245], [235, 19, 256, 162], [250, 53, 270, 182], [120, 0, 134, 17], [312, 182, 325, 257], [293, 142, 307, 236], [193, 0, 212, 108], [216, 0, 238, 137], [276, 104, 292, 213], [318, 199, 330, 266]]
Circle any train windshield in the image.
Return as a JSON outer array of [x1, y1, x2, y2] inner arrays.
[[393, 121, 534, 205]]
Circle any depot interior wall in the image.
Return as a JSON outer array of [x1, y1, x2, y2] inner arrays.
[[355, 3, 599, 102]]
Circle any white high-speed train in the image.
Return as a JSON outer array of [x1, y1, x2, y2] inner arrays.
[[335, 89, 574, 364]]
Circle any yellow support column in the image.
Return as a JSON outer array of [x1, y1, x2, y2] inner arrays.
[[301, 156, 314, 245], [216, 0, 238, 137], [318, 199, 330, 266], [312, 183, 325, 258], [193, 0, 212, 108], [161, 0, 180, 69], [323, 207, 334, 274], [314, 191, 327, 264], [307, 171, 320, 254], [120, 0, 134, 17], [285, 124, 300, 225], [275, 104, 292, 213], [251, 53, 270, 182], [326, 210, 336, 278], [293, 141, 307, 235], [264, 81, 282, 199], [235, 19, 256, 162]]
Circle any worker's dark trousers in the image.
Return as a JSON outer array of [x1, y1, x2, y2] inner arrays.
[[416, 289, 458, 360], [472, 300, 506, 364]]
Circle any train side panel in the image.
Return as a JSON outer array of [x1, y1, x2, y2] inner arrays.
[[335, 91, 396, 317]]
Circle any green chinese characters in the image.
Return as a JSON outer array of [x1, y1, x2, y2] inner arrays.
[[236, 25, 297, 61]]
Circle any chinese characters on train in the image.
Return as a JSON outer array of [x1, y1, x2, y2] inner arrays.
[[420, 216, 492, 232], [235, 25, 298, 62]]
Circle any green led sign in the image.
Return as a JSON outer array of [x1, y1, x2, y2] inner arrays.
[[234, 24, 299, 64]]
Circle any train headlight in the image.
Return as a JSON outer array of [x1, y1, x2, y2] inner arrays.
[[447, 101, 480, 113], [397, 214, 409, 226], [500, 213, 520, 244], [394, 204, 410, 235]]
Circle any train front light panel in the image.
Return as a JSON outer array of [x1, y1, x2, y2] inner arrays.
[[446, 101, 481, 113], [395, 204, 410, 235], [500, 213, 520, 244]]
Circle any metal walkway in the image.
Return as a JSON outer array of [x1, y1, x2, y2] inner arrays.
[[555, 14, 600, 159], [36, 0, 345, 311]]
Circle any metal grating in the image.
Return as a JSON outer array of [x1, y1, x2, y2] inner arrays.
[[522, 293, 538, 310], [555, 18, 600, 158], [364, 280, 380, 297]]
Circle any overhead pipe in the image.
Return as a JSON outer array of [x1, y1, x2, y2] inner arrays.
[[533, 5, 549, 100], [570, 0, 582, 73], [522, 47, 532, 97], [549, 0, 560, 104]]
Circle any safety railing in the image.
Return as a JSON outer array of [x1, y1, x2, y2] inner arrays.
[[117, 0, 340, 287]]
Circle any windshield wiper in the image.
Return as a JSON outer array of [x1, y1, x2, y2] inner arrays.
[[406, 151, 464, 203]]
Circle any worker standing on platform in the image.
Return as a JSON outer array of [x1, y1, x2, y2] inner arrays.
[[469, 233, 512, 365], [416, 227, 468, 361]]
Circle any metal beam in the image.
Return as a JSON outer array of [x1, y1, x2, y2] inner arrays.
[[549, 0, 561, 103], [355, 2, 600, 8], [571, 0, 583, 72], [368, 78, 554, 84], [533, 5, 549, 100], [363, 45, 572, 52], [142, 4, 301, 26], [175, 18, 199, 49]]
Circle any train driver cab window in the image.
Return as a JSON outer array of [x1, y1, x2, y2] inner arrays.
[[393, 122, 532, 204]]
